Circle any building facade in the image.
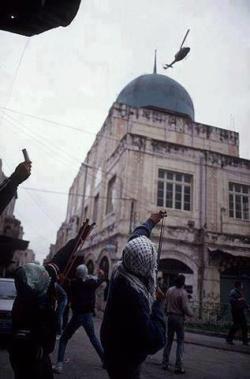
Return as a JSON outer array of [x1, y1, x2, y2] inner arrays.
[[54, 70, 250, 316]]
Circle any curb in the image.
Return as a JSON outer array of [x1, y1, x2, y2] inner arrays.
[[185, 339, 250, 355], [185, 328, 227, 339]]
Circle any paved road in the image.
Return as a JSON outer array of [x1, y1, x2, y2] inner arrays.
[[1, 319, 250, 379]]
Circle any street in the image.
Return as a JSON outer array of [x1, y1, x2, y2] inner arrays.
[[1, 319, 250, 379]]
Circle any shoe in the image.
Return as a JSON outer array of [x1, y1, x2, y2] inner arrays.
[[226, 339, 234, 345], [175, 367, 185, 374], [53, 362, 63, 374], [243, 342, 249, 346], [162, 363, 169, 370]]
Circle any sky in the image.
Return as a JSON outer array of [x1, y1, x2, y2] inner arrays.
[[0, 0, 249, 263]]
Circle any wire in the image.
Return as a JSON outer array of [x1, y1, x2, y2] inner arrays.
[[0, 104, 123, 143], [23, 188, 58, 227], [4, 111, 82, 163], [2, 113, 78, 168], [0, 39, 30, 128], [1, 110, 145, 204], [1, 113, 149, 216], [21, 186, 133, 201], [2, 111, 77, 163], [0, 103, 173, 145], [1, 112, 128, 193]]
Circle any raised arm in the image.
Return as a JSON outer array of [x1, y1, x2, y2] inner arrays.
[[128, 211, 167, 241], [0, 161, 31, 215]]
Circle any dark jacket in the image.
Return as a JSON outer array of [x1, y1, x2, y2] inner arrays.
[[10, 236, 81, 354], [70, 277, 104, 314], [230, 288, 248, 313], [100, 219, 166, 368], [0, 174, 19, 215], [11, 292, 57, 354], [10, 233, 90, 359]]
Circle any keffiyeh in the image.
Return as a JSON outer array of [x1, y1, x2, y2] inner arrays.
[[113, 236, 158, 309]]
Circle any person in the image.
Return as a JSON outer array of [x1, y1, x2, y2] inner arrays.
[[162, 274, 193, 374], [53, 264, 105, 374], [55, 282, 68, 337], [9, 263, 56, 379], [226, 280, 249, 345], [0, 161, 31, 215], [100, 211, 166, 379], [8, 223, 90, 379]]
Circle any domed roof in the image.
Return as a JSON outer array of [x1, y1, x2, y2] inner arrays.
[[116, 73, 194, 121]]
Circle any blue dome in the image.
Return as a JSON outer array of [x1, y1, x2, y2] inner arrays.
[[117, 73, 194, 121]]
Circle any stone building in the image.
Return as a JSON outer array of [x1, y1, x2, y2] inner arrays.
[[54, 67, 250, 316]]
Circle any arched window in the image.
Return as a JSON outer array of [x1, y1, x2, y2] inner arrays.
[[86, 260, 94, 275]]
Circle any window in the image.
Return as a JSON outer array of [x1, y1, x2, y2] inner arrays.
[[229, 182, 250, 220], [106, 176, 116, 214], [157, 169, 192, 211], [86, 260, 94, 275], [93, 194, 99, 223]]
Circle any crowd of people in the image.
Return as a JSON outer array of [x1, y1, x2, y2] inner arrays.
[[0, 160, 249, 379]]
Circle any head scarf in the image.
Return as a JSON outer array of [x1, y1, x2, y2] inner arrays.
[[75, 264, 88, 281], [15, 263, 50, 300], [114, 236, 157, 309]]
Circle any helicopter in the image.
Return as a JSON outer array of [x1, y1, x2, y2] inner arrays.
[[163, 29, 190, 70]]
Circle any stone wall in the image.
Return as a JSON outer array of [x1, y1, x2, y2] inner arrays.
[[54, 103, 250, 309]]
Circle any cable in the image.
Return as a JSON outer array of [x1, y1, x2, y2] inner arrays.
[[0, 104, 123, 143], [1, 111, 144, 202], [2, 112, 126, 193], [0, 104, 170, 145], [0, 39, 30, 128], [3, 111, 82, 164], [1, 115, 148, 215], [2, 113, 77, 168], [1, 114, 148, 216], [2, 112, 78, 164], [21, 186, 133, 201], [23, 188, 58, 227]]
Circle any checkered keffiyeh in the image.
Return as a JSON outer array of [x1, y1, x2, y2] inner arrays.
[[122, 236, 157, 278], [112, 236, 157, 309]]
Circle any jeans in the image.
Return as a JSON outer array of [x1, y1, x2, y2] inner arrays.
[[162, 314, 184, 369], [227, 311, 248, 344], [57, 312, 104, 362]]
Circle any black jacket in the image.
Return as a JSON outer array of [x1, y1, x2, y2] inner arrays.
[[100, 218, 166, 368], [230, 288, 248, 314], [70, 277, 104, 314], [0, 174, 19, 215], [11, 293, 57, 354], [101, 275, 165, 367]]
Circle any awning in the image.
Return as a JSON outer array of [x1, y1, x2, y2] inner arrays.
[[0, 235, 29, 265], [159, 258, 193, 274], [208, 248, 250, 275], [0, 0, 82, 36], [208, 248, 250, 260]]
